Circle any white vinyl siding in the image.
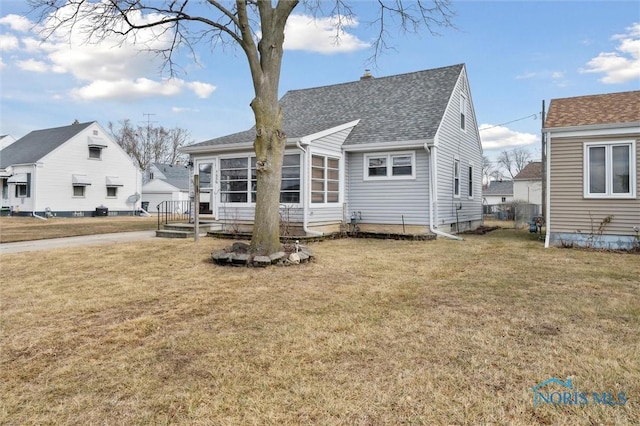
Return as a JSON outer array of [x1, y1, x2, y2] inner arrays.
[[347, 149, 430, 225], [29, 123, 140, 214]]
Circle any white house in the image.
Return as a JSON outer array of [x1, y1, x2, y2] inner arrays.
[[0, 134, 16, 150], [182, 64, 483, 237], [513, 161, 542, 207], [482, 180, 513, 212], [142, 163, 190, 212], [0, 121, 141, 217]]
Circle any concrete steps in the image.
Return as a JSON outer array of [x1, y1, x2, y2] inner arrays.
[[156, 222, 222, 238]]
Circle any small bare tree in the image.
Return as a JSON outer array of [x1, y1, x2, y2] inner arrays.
[[30, 0, 455, 255], [497, 147, 532, 179], [108, 119, 191, 173]]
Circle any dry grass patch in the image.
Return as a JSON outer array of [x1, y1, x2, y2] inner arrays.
[[1, 231, 638, 424], [0, 216, 157, 243]]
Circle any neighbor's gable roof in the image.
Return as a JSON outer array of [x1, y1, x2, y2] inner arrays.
[[544, 91, 640, 129], [189, 64, 465, 149], [0, 121, 94, 168], [483, 180, 513, 196], [151, 163, 190, 180], [514, 161, 542, 181]]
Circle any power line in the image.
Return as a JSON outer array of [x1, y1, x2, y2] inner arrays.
[[479, 113, 538, 132]]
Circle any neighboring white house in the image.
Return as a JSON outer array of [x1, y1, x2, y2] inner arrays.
[[142, 163, 190, 212], [0, 121, 142, 217], [482, 180, 513, 212], [182, 64, 483, 236], [513, 161, 542, 207]]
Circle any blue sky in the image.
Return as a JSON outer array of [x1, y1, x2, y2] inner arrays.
[[1, 1, 639, 165]]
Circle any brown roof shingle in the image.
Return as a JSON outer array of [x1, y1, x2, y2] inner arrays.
[[514, 161, 542, 181], [544, 90, 640, 129]]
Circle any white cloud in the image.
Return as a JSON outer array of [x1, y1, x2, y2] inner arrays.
[[17, 58, 49, 73], [479, 124, 539, 150], [284, 14, 369, 53], [515, 72, 537, 80], [2, 3, 216, 102], [0, 14, 33, 32], [71, 78, 182, 101], [186, 81, 216, 99], [0, 34, 19, 51], [172, 107, 200, 113], [0, 57, 5, 70], [70, 78, 216, 101], [581, 22, 640, 84]]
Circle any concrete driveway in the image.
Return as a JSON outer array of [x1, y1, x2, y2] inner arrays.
[[0, 231, 157, 254]]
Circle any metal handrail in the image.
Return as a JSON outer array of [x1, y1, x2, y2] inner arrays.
[[156, 200, 192, 230]]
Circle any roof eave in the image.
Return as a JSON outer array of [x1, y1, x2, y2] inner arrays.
[[343, 139, 433, 152], [543, 121, 640, 134]]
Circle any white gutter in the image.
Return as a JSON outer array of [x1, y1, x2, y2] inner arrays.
[[544, 131, 551, 248], [296, 140, 323, 236], [426, 143, 463, 241]]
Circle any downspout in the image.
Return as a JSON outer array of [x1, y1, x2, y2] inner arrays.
[[426, 143, 463, 241], [296, 141, 323, 236], [544, 131, 551, 248], [31, 163, 47, 220]]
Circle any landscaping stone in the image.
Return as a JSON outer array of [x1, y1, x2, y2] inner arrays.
[[252, 255, 272, 267], [297, 252, 309, 263], [231, 253, 250, 265], [269, 251, 286, 264], [211, 250, 231, 264], [288, 253, 300, 264]]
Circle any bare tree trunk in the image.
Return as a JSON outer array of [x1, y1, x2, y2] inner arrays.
[[237, 0, 297, 255], [251, 99, 286, 254]]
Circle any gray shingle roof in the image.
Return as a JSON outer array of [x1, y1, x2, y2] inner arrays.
[[483, 180, 513, 196], [151, 163, 190, 180], [0, 121, 94, 168], [189, 64, 464, 148]]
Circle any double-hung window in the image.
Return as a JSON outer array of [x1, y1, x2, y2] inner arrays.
[[584, 141, 635, 198], [311, 155, 340, 204], [453, 158, 460, 197], [468, 163, 474, 198], [365, 152, 415, 180]]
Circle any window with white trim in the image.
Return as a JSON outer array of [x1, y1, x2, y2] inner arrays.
[[468, 163, 474, 198], [364, 152, 415, 180], [584, 141, 635, 198], [311, 155, 340, 203], [453, 158, 460, 197], [219, 154, 300, 204], [106, 186, 118, 198]]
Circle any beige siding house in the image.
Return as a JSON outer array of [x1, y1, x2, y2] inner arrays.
[[543, 91, 640, 249]]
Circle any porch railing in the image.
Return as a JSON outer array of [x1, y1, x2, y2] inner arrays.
[[157, 200, 192, 230]]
